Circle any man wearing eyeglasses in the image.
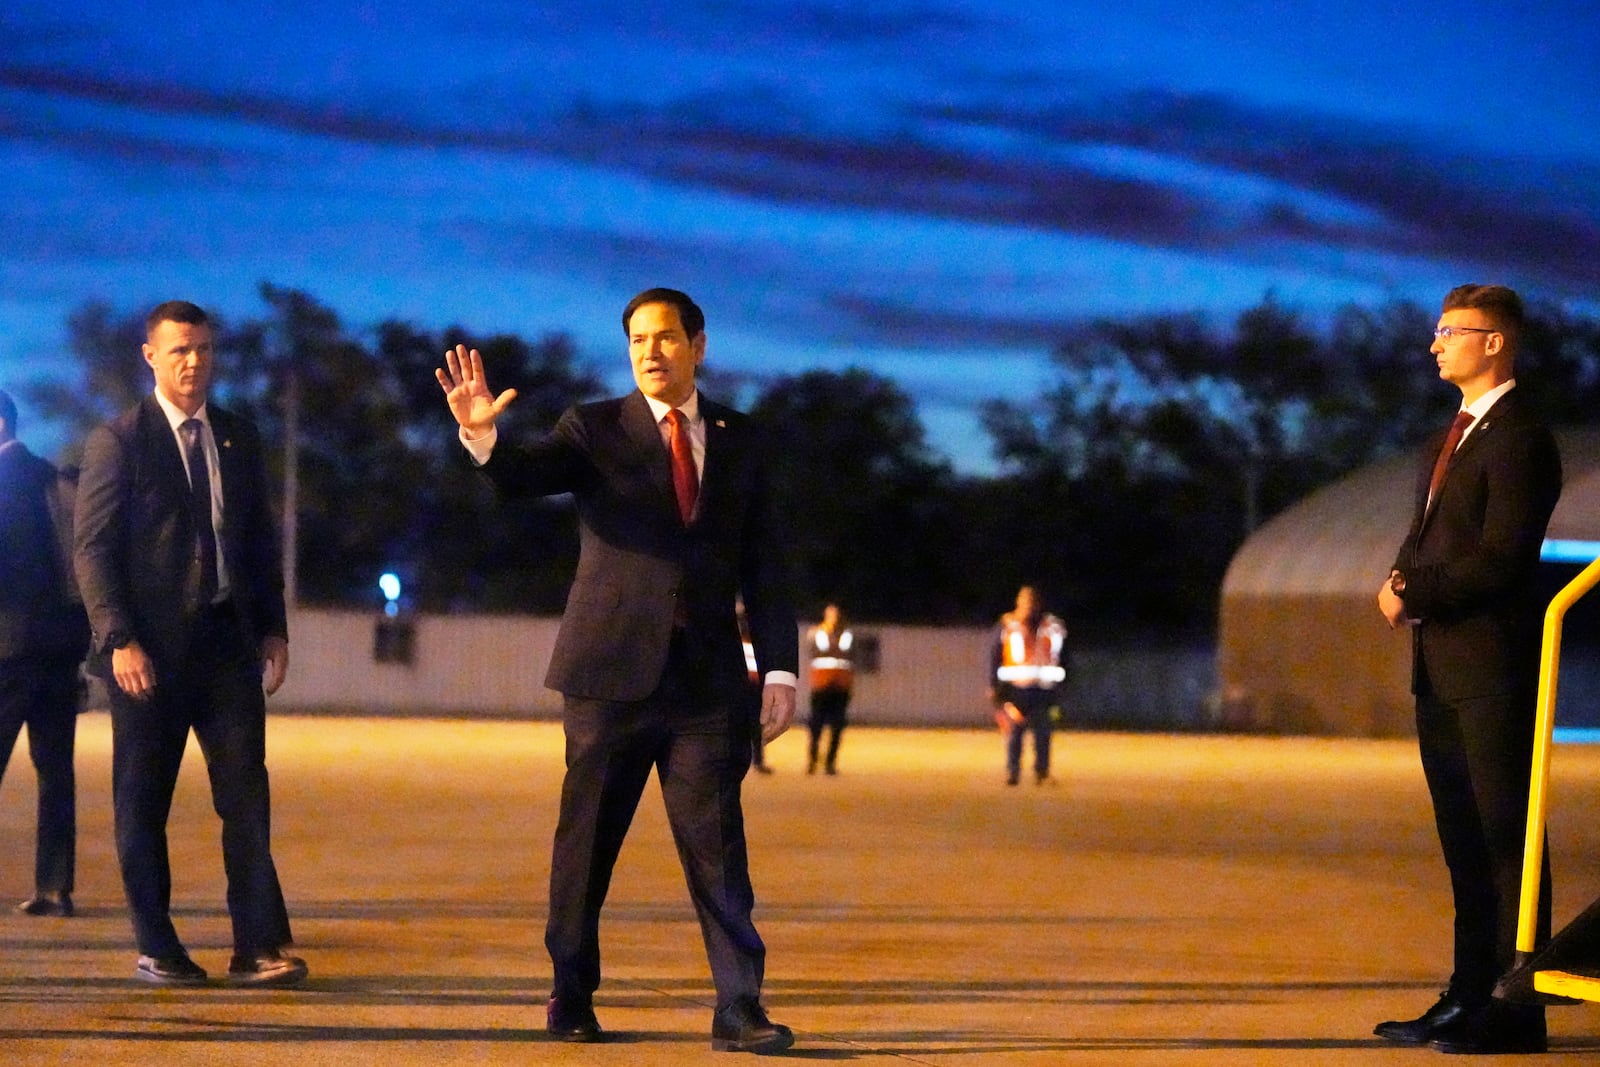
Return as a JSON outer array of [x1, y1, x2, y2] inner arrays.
[[1375, 284, 1562, 1054]]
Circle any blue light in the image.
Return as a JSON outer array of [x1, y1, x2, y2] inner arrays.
[[1540, 540, 1600, 564], [378, 572, 402, 602]]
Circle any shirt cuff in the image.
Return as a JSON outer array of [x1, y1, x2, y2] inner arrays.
[[460, 424, 498, 466], [763, 671, 798, 689]]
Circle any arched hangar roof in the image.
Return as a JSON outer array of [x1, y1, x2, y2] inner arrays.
[[1224, 428, 1600, 598]]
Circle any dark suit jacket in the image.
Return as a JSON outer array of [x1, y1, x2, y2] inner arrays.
[[1393, 389, 1562, 703], [478, 390, 797, 703], [0, 441, 88, 659], [74, 396, 288, 678]]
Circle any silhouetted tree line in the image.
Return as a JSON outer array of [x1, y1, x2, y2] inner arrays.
[[24, 286, 1600, 637]]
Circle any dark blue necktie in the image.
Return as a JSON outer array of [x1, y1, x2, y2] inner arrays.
[[180, 418, 219, 604]]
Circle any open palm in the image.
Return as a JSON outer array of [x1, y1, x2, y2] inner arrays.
[[435, 343, 518, 433]]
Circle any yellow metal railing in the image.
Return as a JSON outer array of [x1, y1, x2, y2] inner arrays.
[[1514, 555, 1600, 988]]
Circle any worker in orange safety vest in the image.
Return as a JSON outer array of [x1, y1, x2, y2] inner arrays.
[[988, 585, 1067, 786], [806, 604, 854, 775]]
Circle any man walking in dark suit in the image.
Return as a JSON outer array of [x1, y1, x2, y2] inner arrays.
[[437, 287, 799, 1052], [0, 389, 89, 918], [74, 301, 305, 987], [1375, 284, 1562, 1054]]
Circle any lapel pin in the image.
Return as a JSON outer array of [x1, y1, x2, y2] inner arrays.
[[715, 419, 726, 428]]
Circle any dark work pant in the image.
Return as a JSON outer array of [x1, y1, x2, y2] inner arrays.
[[0, 652, 80, 895], [1416, 687, 1551, 1003], [1003, 686, 1056, 781], [109, 608, 291, 957], [807, 687, 850, 770], [545, 639, 763, 1009]]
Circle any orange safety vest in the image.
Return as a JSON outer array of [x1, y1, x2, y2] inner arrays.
[[809, 625, 855, 691], [995, 612, 1066, 689]]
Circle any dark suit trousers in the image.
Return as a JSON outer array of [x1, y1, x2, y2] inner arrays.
[[545, 634, 764, 1009], [1416, 686, 1551, 1002], [0, 652, 80, 895], [109, 604, 291, 957], [807, 687, 849, 769]]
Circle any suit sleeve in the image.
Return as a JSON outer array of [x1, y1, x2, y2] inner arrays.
[[74, 422, 134, 654], [475, 408, 594, 499], [1391, 447, 1433, 575], [1400, 426, 1561, 619], [737, 427, 799, 678], [234, 421, 288, 642]]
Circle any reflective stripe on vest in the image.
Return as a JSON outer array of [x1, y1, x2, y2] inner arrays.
[[998, 615, 1065, 688]]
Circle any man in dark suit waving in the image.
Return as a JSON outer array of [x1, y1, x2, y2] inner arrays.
[[1375, 284, 1562, 1054], [75, 301, 304, 987], [437, 287, 798, 1052]]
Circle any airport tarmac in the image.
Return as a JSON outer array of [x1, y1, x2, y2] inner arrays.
[[4, 713, 1600, 1064]]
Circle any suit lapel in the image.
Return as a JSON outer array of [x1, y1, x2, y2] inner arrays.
[[1419, 390, 1516, 530], [621, 391, 680, 520], [1447, 391, 1513, 469], [140, 396, 188, 493], [696, 398, 720, 516], [210, 407, 240, 501]]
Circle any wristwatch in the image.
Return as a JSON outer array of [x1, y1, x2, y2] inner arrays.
[[1389, 571, 1407, 596]]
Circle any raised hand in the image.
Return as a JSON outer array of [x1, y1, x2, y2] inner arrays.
[[435, 344, 518, 435]]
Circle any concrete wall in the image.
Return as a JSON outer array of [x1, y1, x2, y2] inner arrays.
[[272, 609, 1216, 730], [1217, 593, 1413, 737]]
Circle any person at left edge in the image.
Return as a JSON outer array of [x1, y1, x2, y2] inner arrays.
[[73, 301, 305, 988], [0, 388, 90, 918], [437, 287, 799, 1052]]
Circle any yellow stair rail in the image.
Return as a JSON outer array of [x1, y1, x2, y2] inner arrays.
[[1514, 553, 1600, 1001]]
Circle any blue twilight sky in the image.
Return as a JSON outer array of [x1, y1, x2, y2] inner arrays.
[[3, 0, 1598, 470]]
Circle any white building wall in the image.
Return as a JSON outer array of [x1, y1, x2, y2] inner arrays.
[[274, 611, 993, 725]]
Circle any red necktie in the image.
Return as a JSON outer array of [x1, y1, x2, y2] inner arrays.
[[666, 408, 698, 524], [1427, 410, 1475, 507]]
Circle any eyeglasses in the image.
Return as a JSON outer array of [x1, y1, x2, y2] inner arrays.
[[1433, 326, 1497, 340]]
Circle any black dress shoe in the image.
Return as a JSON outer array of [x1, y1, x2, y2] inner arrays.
[[1374, 989, 1472, 1043], [1429, 998, 1547, 1055], [547, 995, 603, 1042], [16, 893, 74, 917], [135, 953, 208, 986], [711, 998, 794, 1053], [227, 950, 308, 987]]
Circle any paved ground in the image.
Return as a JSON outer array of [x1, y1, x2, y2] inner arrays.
[[4, 713, 1600, 1064]]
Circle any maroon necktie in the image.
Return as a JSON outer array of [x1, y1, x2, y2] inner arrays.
[[666, 408, 698, 524], [1427, 410, 1475, 507]]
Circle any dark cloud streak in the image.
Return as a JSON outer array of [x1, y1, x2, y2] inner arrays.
[[922, 92, 1600, 288], [7, 57, 1596, 296]]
